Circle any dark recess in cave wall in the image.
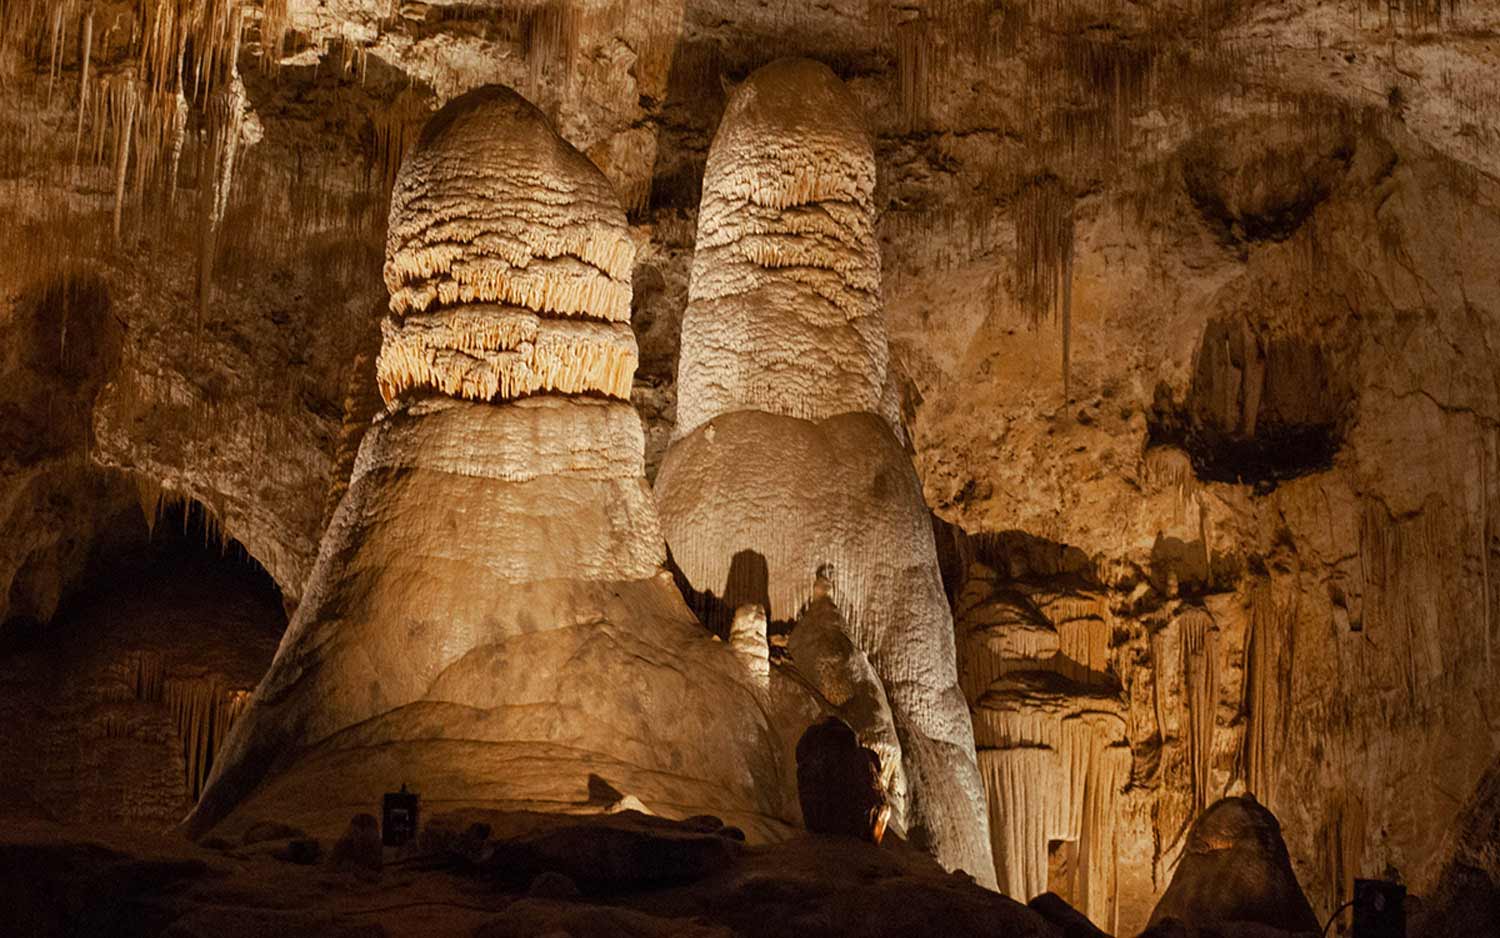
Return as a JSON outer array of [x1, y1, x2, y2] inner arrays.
[[1149, 315, 1355, 490], [2, 492, 286, 654]]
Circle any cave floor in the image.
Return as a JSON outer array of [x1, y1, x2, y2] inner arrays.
[[0, 810, 1061, 938]]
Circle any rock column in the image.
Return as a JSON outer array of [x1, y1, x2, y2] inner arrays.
[[188, 86, 799, 842], [655, 58, 994, 885]]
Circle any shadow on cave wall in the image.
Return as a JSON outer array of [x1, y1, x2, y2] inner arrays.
[[1, 272, 121, 462], [1148, 314, 1356, 490], [668, 546, 797, 643]]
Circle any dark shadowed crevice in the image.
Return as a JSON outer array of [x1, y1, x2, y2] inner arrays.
[[1149, 315, 1355, 490], [1, 487, 287, 821]]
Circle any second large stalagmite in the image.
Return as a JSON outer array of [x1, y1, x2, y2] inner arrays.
[[186, 86, 804, 840], [655, 58, 995, 885]]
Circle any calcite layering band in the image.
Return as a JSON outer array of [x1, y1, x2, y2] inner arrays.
[[186, 85, 811, 843], [675, 58, 892, 438], [376, 307, 638, 404], [381, 84, 634, 407]]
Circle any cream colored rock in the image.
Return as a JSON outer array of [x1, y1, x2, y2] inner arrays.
[[379, 85, 636, 407], [787, 578, 908, 828], [729, 603, 770, 688], [187, 85, 808, 843], [659, 58, 992, 885], [674, 58, 894, 440], [953, 559, 1132, 925], [972, 674, 1129, 922], [657, 409, 994, 884]]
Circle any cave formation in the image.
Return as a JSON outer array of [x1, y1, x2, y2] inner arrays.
[[2, 2, 1500, 938]]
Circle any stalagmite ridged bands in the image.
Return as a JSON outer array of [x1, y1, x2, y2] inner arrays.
[[657, 59, 995, 886], [381, 85, 637, 403], [187, 84, 811, 844], [674, 58, 893, 439], [376, 307, 639, 405]]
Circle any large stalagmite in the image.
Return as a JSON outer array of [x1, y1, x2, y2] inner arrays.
[[186, 86, 803, 841], [654, 58, 994, 885]]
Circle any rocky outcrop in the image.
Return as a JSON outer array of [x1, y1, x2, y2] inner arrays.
[[655, 58, 993, 885], [186, 85, 805, 843], [1415, 753, 1500, 938], [0, 811, 1062, 938], [1148, 796, 1320, 934], [787, 577, 906, 813]]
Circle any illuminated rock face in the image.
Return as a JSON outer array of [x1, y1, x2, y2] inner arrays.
[[377, 85, 637, 406], [673, 57, 898, 439], [954, 557, 1131, 924], [655, 58, 994, 886], [187, 86, 803, 841]]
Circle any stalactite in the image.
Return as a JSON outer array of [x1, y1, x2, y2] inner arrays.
[[1244, 585, 1295, 801], [134, 480, 232, 554], [1013, 174, 1075, 399], [525, 0, 580, 102], [2, 0, 286, 263], [133, 650, 166, 703], [1381, 0, 1463, 32], [257, 0, 287, 69], [1482, 430, 1495, 671], [44, 0, 64, 105], [952, 541, 1122, 921], [134, 472, 164, 537], [1356, 498, 1451, 714], [1179, 605, 1219, 815], [894, 17, 931, 131], [1320, 790, 1367, 936], [165, 676, 251, 799], [975, 694, 1127, 921], [370, 88, 431, 197], [110, 73, 139, 242], [72, 7, 93, 163]]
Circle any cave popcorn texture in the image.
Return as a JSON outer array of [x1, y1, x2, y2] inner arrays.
[[187, 85, 812, 842], [655, 58, 995, 886]]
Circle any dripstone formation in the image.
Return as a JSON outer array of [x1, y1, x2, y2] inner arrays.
[[186, 86, 805, 842], [654, 57, 995, 885]]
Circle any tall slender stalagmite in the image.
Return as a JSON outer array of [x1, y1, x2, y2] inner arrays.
[[654, 58, 994, 885], [186, 86, 806, 841]]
